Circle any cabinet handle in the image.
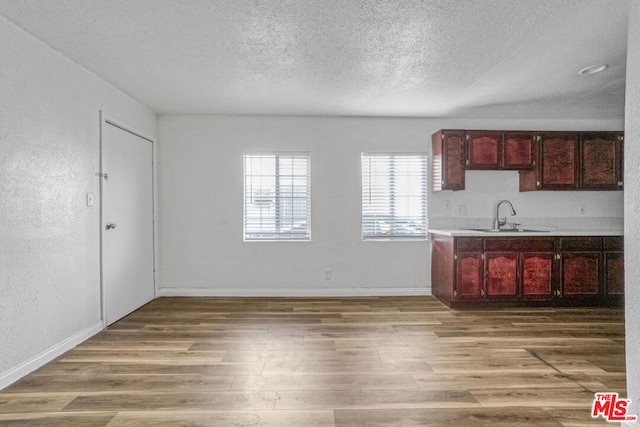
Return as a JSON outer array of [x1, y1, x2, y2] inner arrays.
[[536, 181, 541, 188], [618, 181, 623, 188], [453, 289, 458, 297], [466, 159, 470, 166], [481, 289, 485, 297]]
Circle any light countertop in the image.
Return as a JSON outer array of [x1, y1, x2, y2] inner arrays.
[[428, 228, 623, 237]]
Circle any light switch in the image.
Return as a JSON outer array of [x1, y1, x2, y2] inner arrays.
[[87, 193, 94, 207]]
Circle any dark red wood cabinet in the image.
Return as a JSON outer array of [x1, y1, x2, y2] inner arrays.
[[520, 131, 624, 192], [453, 238, 484, 300], [431, 234, 623, 308], [521, 253, 554, 297], [603, 236, 624, 305], [484, 238, 555, 303], [557, 237, 602, 305], [561, 253, 600, 297], [433, 129, 623, 192], [485, 252, 518, 297], [539, 132, 580, 189], [580, 132, 624, 190], [466, 131, 501, 169], [432, 130, 465, 191], [503, 132, 536, 169], [466, 131, 535, 171], [456, 252, 484, 300]]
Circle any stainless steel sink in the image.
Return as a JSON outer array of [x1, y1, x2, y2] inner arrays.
[[467, 228, 549, 233]]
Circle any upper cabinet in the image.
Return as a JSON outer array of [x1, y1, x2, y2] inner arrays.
[[432, 130, 465, 191], [580, 132, 624, 190], [539, 132, 580, 189], [502, 132, 536, 170], [432, 129, 623, 192], [519, 131, 623, 192], [466, 131, 500, 169], [466, 131, 535, 170]]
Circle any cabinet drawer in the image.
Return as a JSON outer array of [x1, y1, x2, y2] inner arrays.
[[603, 236, 623, 251], [456, 237, 483, 252], [560, 237, 602, 251], [484, 237, 555, 252]]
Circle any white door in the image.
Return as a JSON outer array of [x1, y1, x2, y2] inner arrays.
[[101, 117, 155, 325]]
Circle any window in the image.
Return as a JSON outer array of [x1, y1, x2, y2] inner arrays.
[[244, 153, 311, 240], [361, 153, 427, 240]]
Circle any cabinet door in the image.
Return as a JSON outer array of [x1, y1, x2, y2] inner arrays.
[[503, 132, 535, 170], [485, 252, 518, 297], [521, 253, 554, 298], [540, 133, 579, 189], [580, 132, 623, 190], [561, 252, 600, 296], [605, 252, 624, 295], [467, 131, 500, 170], [455, 252, 483, 299], [432, 130, 465, 191]]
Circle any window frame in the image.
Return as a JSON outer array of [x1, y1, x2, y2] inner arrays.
[[243, 152, 311, 242], [361, 152, 428, 241]]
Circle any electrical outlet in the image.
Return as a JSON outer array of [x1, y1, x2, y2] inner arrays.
[[579, 204, 586, 215], [324, 269, 332, 280], [457, 204, 467, 216], [444, 200, 451, 210]]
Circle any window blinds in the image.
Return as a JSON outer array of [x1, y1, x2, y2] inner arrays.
[[244, 154, 311, 240], [362, 153, 427, 239]]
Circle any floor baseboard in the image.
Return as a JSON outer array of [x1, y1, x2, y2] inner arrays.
[[0, 321, 104, 390], [157, 287, 431, 297]]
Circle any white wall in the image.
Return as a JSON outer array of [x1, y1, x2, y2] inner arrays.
[[157, 116, 622, 296], [157, 116, 430, 296], [0, 16, 157, 387], [624, 0, 640, 423]]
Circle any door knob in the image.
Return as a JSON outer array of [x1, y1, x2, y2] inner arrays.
[[106, 223, 117, 230]]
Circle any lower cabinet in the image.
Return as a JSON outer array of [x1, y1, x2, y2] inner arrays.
[[558, 237, 601, 305], [431, 234, 623, 308], [456, 252, 484, 300], [485, 252, 518, 298], [560, 253, 600, 299], [521, 253, 554, 298], [604, 236, 625, 305], [484, 238, 556, 304]]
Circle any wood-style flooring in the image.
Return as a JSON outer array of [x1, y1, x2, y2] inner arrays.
[[0, 296, 626, 426]]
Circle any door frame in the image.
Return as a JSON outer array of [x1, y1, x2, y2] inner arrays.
[[99, 111, 157, 327]]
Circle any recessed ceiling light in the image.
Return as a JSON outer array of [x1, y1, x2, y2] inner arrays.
[[579, 64, 609, 75]]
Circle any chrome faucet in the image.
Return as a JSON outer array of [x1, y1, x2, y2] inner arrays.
[[494, 200, 517, 230]]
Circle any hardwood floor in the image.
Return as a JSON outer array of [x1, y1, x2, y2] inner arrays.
[[0, 297, 626, 426]]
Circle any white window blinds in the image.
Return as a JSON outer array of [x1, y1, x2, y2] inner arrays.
[[361, 153, 427, 239], [244, 154, 311, 240]]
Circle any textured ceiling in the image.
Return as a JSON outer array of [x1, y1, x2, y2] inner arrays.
[[0, 0, 629, 118]]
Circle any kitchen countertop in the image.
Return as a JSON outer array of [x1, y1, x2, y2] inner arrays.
[[428, 228, 624, 237]]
